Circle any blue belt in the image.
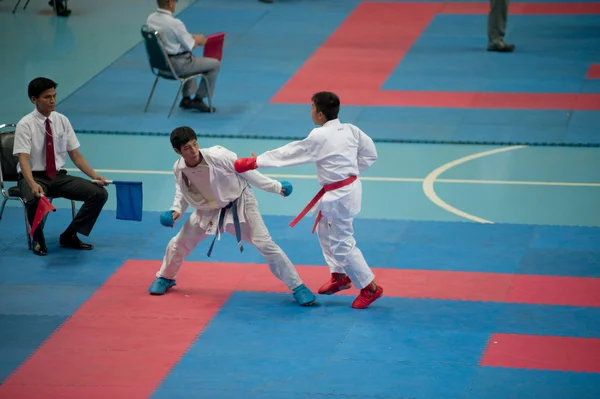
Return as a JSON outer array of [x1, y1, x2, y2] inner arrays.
[[207, 199, 243, 257]]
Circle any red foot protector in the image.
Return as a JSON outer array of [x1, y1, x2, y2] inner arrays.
[[481, 333, 600, 373], [1, 261, 599, 398], [272, 2, 600, 110]]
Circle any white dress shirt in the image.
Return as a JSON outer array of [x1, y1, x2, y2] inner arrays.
[[12, 108, 80, 173], [146, 9, 195, 55]]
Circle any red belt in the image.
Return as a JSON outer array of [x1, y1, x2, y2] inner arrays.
[[289, 175, 357, 233]]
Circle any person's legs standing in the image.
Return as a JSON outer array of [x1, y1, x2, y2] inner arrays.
[[49, 0, 71, 17], [316, 215, 353, 294], [487, 0, 514, 51], [316, 215, 382, 309]]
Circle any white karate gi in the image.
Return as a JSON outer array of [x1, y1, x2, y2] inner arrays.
[[157, 145, 303, 291], [255, 119, 378, 289]]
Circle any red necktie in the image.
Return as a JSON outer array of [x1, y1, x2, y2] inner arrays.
[[45, 118, 57, 180]]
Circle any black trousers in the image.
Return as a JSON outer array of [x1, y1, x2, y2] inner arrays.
[[18, 170, 108, 240]]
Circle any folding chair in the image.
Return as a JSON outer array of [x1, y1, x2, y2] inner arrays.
[[12, 0, 64, 14], [0, 124, 77, 249], [141, 25, 214, 118]]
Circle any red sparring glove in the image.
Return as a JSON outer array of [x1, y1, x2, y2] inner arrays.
[[234, 157, 258, 173]]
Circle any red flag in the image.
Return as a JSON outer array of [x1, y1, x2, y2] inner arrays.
[[30, 196, 56, 238], [203, 32, 225, 61]]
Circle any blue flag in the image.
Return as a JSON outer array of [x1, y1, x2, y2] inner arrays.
[[112, 181, 143, 221]]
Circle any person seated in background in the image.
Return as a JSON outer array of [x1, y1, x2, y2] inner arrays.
[[146, 0, 220, 113]]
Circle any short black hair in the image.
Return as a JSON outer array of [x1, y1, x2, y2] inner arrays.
[[311, 91, 340, 121], [170, 126, 197, 150], [28, 77, 57, 99]]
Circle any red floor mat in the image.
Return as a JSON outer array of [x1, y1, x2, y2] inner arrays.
[[481, 333, 600, 372], [1, 261, 598, 398], [272, 2, 600, 110]]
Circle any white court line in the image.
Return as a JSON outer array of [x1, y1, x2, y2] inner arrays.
[[422, 146, 528, 224], [65, 168, 600, 188], [435, 179, 600, 188]]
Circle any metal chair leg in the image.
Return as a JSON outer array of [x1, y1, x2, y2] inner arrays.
[[71, 200, 77, 219], [168, 82, 184, 118], [14, 0, 60, 14], [12, 0, 23, 13], [19, 198, 32, 249], [15, 0, 56, 14], [203, 76, 213, 113], [0, 197, 7, 220], [144, 76, 159, 113]]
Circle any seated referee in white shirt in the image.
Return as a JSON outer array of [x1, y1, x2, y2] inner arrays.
[[13, 77, 109, 256], [147, 0, 220, 113]]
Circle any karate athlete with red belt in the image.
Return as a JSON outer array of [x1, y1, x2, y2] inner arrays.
[[234, 91, 383, 309]]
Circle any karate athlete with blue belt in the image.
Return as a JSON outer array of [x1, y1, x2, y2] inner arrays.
[[148, 126, 316, 306]]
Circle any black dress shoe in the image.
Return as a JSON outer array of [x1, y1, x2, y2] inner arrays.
[[179, 97, 196, 109], [180, 97, 216, 113], [487, 42, 515, 52], [32, 240, 48, 256], [59, 233, 94, 250], [193, 98, 216, 113], [57, 8, 72, 17]]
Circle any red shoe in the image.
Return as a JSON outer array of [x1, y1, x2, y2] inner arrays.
[[318, 273, 352, 295], [352, 284, 383, 309]]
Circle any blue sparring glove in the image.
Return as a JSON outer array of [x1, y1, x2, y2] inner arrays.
[[280, 180, 293, 197], [160, 211, 175, 227]]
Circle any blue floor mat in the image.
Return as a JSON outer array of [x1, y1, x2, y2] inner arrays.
[[151, 292, 600, 399], [0, 315, 67, 383], [56, 1, 600, 147], [2, 209, 600, 278]]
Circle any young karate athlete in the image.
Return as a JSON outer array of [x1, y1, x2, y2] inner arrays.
[[149, 126, 316, 306], [234, 92, 383, 309]]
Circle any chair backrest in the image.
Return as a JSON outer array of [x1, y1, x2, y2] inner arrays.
[[0, 130, 19, 186], [140, 25, 178, 78]]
